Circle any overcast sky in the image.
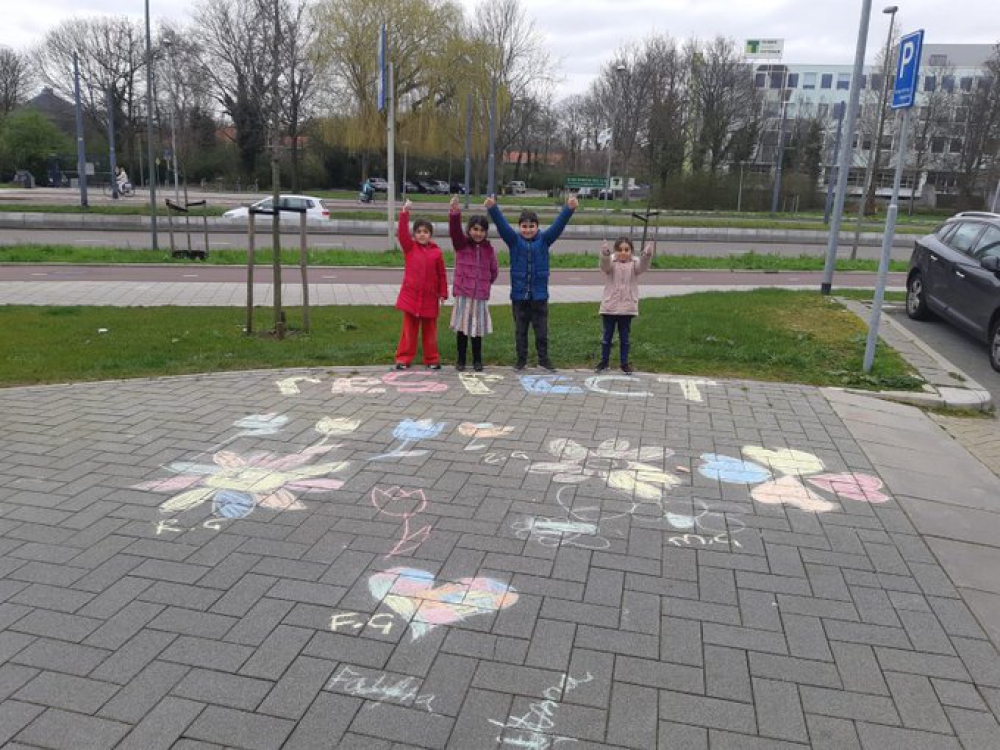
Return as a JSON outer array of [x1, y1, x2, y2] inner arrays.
[[5, 0, 998, 98]]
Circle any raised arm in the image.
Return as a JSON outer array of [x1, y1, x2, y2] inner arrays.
[[436, 252, 448, 300], [397, 200, 413, 252], [448, 196, 467, 251], [636, 242, 654, 275], [599, 240, 613, 274], [485, 196, 518, 248], [541, 204, 575, 246]]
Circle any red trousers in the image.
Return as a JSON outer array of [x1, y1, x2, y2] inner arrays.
[[395, 312, 440, 365]]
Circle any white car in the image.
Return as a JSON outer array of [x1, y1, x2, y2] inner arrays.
[[223, 195, 330, 222]]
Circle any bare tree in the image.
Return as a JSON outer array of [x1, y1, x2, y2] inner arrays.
[[190, 0, 273, 178], [907, 65, 957, 213], [687, 37, 759, 173], [956, 45, 1000, 200], [0, 47, 31, 117], [642, 35, 689, 188], [33, 18, 148, 167], [281, 0, 320, 191]]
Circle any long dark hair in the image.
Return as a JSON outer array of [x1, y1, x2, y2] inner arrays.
[[413, 218, 434, 235], [613, 236, 633, 253], [467, 215, 489, 234]]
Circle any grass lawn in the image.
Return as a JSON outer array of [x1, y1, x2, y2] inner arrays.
[[0, 290, 921, 391], [0, 244, 911, 273]]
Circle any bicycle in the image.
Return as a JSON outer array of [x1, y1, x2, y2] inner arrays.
[[103, 182, 135, 198]]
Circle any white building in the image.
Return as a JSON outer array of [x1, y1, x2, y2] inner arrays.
[[752, 43, 996, 203]]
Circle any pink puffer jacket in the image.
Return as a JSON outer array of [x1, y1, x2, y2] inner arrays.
[[449, 211, 498, 300]]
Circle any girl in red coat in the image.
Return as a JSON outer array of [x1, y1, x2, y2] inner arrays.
[[395, 199, 448, 369]]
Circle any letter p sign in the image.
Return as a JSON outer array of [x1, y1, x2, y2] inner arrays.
[[892, 30, 924, 109]]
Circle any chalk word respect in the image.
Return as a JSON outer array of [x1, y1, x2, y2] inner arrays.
[[276, 373, 720, 402]]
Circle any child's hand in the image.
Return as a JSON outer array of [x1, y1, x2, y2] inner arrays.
[[567, 195, 579, 210], [601, 240, 610, 255], [484, 195, 495, 209], [644, 242, 654, 257], [403, 199, 412, 212], [449, 195, 459, 211]]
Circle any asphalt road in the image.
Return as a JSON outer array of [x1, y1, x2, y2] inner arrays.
[[887, 307, 1000, 403], [0, 227, 915, 261]]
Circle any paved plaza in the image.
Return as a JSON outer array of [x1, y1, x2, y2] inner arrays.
[[1, 364, 1000, 749]]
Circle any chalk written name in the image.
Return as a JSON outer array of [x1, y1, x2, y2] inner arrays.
[[327, 666, 436, 712], [489, 672, 593, 749]]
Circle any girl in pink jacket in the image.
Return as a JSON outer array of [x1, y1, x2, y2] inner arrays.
[[597, 236, 654, 374], [448, 195, 498, 371]]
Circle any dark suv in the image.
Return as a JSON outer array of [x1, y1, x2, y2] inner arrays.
[[906, 211, 1000, 372]]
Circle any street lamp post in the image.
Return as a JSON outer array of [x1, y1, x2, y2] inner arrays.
[[144, 0, 158, 249], [603, 63, 627, 225], [866, 5, 899, 215], [401, 141, 409, 198], [163, 37, 181, 204], [850, 5, 898, 259]]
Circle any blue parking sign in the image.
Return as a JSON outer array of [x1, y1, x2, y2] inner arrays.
[[892, 30, 924, 109]]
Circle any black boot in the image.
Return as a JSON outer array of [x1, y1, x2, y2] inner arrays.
[[471, 336, 483, 371], [456, 333, 468, 371]]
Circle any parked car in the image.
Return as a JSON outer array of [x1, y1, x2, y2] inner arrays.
[[402, 180, 421, 195], [223, 195, 330, 222], [906, 210, 1000, 372], [449, 180, 468, 195], [368, 177, 389, 193], [430, 180, 450, 194], [575, 187, 598, 199], [418, 179, 442, 194], [506, 180, 526, 195]]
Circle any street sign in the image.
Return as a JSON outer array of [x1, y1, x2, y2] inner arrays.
[[892, 30, 924, 109], [377, 25, 387, 112], [565, 175, 607, 189], [744, 39, 784, 58]]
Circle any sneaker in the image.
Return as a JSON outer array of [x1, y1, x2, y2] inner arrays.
[[539, 360, 556, 372], [455, 362, 466, 372], [621, 362, 634, 374], [394, 362, 410, 370], [595, 361, 609, 373], [427, 363, 441, 370], [514, 360, 527, 371], [473, 361, 484, 372]]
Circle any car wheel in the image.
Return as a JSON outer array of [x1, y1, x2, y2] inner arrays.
[[990, 317, 1000, 373], [906, 272, 932, 320]]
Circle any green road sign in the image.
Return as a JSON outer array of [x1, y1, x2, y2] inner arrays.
[[565, 175, 607, 189]]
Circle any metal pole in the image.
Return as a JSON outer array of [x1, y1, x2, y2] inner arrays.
[[821, 0, 873, 294], [402, 143, 408, 198], [824, 103, 845, 224], [992, 177, 1000, 213], [72, 54, 88, 208], [487, 77, 497, 196], [270, 0, 283, 338], [737, 162, 744, 213], [144, 0, 158, 249], [464, 92, 472, 210], [771, 97, 788, 213], [166, 40, 180, 204], [387, 63, 396, 247], [864, 108, 910, 372], [603, 121, 613, 229], [246, 213, 255, 334], [300, 211, 309, 333], [864, 8, 898, 215], [106, 88, 119, 200]]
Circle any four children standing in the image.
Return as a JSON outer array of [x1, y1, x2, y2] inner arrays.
[[394, 192, 650, 372]]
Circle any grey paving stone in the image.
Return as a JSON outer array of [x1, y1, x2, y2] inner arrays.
[[875, 647, 972, 681], [945, 706, 1000, 750], [799, 685, 900, 725], [699, 566, 738, 606], [0, 700, 44, 746], [14, 707, 130, 750], [782, 613, 833, 661], [89, 629, 177, 685], [138, 581, 223, 612], [702, 623, 788, 656], [748, 652, 842, 689], [657, 690, 756, 734], [523, 618, 575, 671], [10, 638, 110, 677], [933, 678, 989, 711], [564, 648, 615, 709], [349, 701, 455, 747], [896, 608, 957, 655], [952, 636, 1000, 689], [13, 671, 119, 714], [172, 667, 272, 711], [884, 671, 952, 733], [583, 567, 625, 608], [704, 646, 751, 703], [9, 582, 95, 613], [184, 705, 295, 750], [9, 608, 103, 643], [446, 687, 509, 749], [855, 721, 962, 750], [661, 597, 740, 626], [614, 655, 703, 694], [159, 636, 254, 672], [223, 597, 296, 647], [282, 691, 360, 749], [539, 597, 619, 629], [115, 696, 204, 750], [824, 619, 912, 650], [256, 655, 336, 720], [830, 641, 889, 696], [657, 720, 708, 750], [806, 713, 862, 749], [575, 624, 660, 658], [707, 729, 809, 749]]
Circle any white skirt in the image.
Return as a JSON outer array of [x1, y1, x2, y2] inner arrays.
[[449, 296, 493, 337]]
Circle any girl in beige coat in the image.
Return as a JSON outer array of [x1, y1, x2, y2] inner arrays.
[[597, 236, 654, 373]]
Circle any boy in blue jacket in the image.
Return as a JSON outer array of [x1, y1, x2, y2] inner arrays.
[[486, 193, 578, 371]]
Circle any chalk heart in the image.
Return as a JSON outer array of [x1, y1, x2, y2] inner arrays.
[[368, 567, 519, 640]]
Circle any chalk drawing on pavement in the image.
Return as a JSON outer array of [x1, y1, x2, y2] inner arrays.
[[326, 666, 437, 713], [371, 486, 433, 558], [489, 672, 594, 749], [368, 419, 447, 462], [367, 567, 519, 640]]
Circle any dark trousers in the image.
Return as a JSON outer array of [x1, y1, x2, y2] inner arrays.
[[512, 300, 549, 364], [601, 314, 634, 365], [456, 333, 482, 365]]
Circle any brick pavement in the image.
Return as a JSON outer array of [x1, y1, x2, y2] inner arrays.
[[1, 366, 999, 748]]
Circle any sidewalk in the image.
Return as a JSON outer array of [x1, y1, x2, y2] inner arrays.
[[1, 364, 1000, 748]]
